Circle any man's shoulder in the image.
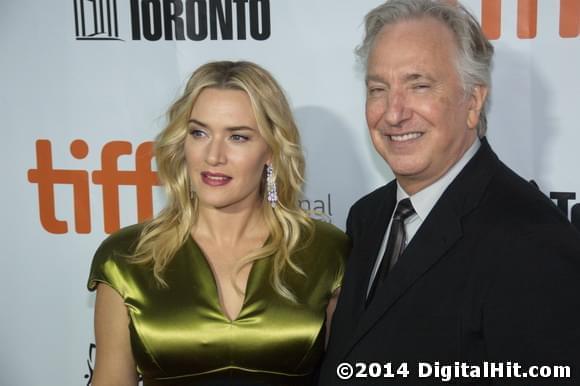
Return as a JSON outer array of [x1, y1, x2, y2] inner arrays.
[[456, 156, 580, 253], [485, 161, 569, 227]]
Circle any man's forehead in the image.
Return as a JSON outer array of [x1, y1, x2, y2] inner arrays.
[[370, 16, 458, 49], [367, 19, 460, 71]]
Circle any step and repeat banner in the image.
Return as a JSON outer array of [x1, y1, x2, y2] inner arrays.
[[1, 1, 579, 385]]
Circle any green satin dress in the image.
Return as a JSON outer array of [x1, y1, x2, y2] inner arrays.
[[87, 220, 349, 386]]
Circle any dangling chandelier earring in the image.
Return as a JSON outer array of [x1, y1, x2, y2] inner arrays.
[[266, 164, 278, 208]]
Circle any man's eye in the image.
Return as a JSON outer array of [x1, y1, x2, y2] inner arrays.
[[368, 87, 385, 96], [413, 84, 431, 90]]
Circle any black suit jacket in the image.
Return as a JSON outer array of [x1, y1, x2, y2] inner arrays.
[[319, 138, 580, 385]]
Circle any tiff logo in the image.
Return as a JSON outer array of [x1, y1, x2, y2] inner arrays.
[[479, 0, 580, 39], [27, 139, 160, 234], [74, 0, 122, 40]]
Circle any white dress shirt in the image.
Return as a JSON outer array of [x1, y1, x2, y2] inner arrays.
[[366, 138, 481, 296]]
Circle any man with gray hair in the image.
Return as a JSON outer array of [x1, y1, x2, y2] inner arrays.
[[319, 1, 580, 384]]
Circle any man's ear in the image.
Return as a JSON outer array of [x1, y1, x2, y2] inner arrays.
[[466, 85, 488, 130]]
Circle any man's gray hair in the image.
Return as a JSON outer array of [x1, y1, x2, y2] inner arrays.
[[356, 0, 494, 137]]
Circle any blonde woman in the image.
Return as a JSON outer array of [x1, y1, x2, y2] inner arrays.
[[87, 61, 349, 386]]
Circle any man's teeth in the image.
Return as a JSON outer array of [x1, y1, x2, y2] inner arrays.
[[390, 132, 422, 142]]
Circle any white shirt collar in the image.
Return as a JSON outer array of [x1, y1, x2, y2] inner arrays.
[[396, 138, 481, 222]]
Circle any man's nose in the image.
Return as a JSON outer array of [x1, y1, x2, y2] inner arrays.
[[205, 138, 226, 166], [384, 91, 411, 127]]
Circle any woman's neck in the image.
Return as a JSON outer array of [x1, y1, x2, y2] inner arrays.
[[193, 202, 268, 247]]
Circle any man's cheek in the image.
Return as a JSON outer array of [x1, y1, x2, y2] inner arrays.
[[366, 103, 384, 128]]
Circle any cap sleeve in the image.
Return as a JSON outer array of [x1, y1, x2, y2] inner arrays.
[[311, 220, 350, 294], [87, 224, 143, 298]]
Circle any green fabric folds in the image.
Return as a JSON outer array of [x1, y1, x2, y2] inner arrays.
[[88, 220, 349, 386]]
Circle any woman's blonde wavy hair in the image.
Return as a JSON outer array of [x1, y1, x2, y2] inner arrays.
[[133, 61, 313, 302]]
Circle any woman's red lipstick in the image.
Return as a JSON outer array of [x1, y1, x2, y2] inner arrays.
[[201, 172, 232, 186]]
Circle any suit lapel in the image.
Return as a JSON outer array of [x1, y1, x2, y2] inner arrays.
[[331, 183, 397, 357], [342, 198, 463, 357], [355, 184, 397, 306], [338, 138, 500, 359]]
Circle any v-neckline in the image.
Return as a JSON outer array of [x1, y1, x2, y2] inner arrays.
[[187, 236, 262, 323]]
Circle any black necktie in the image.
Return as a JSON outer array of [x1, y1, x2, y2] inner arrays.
[[366, 198, 416, 307]]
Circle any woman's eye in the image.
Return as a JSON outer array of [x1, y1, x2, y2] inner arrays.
[[230, 134, 249, 142], [189, 129, 206, 138]]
